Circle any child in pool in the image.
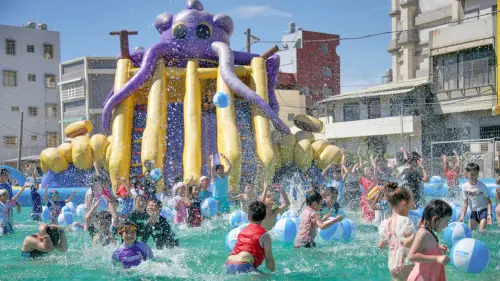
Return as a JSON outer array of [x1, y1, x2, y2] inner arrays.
[[115, 177, 134, 217], [226, 201, 275, 274], [86, 198, 120, 247], [360, 167, 376, 222], [407, 200, 452, 281], [198, 176, 212, 201], [210, 153, 232, 214], [173, 182, 189, 224], [188, 185, 203, 227], [25, 163, 42, 221], [321, 160, 345, 205], [231, 180, 258, 214], [43, 185, 77, 224], [369, 185, 392, 227], [128, 195, 149, 240], [295, 191, 343, 248], [112, 222, 154, 269], [260, 182, 290, 231], [319, 186, 343, 219], [378, 182, 416, 281], [0, 183, 28, 235], [142, 199, 179, 249], [21, 224, 68, 260], [459, 163, 493, 232]]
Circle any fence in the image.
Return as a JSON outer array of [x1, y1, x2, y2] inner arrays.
[[432, 57, 495, 93]]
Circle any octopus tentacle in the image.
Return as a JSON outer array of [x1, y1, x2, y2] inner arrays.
[[102, 42, 171, 131], [211, 41, 291, 134], [266, 54, 280, 113]]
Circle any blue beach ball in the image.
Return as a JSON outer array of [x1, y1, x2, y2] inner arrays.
[[229, 210, 248, 228], [213, 92, 231, 108], [451, 238, 490, 273], [76, 204, 86, 221], [444, 222, 472, 247], [225, 227, 241, 251], [61, 206, 72, 214], [150, 168, 162, 181], [338, 219, 356, 241], [319, 219, 341, 241], [65, 202, 76, 214], [273, 218, 297, 243], [57, 212, 74, 226], [201, 198, 218, 217], [280, 210, 298, 220]]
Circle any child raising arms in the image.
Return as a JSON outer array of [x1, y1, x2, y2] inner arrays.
[[407, 200, 452, 281], [260, 182, 290, 231]]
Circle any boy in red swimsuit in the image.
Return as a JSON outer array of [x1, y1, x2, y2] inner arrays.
[[225, 201, 275, 274]]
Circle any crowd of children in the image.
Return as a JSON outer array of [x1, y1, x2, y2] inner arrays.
[[1, 147, 499, 279]]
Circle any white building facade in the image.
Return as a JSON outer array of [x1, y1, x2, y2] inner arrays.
[[0, 23, 61, 162], [59, 57, 116, 142], [319, 0, 499, 175]]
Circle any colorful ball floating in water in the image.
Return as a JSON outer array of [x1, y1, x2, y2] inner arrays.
[[76, 204, 86, 221], [451, 238, 490, 274], [58, 212, 74, 226], [201, 198, 218, 217], [65, 202, 76, 214], [280, 210, 298, 220], [213, 91, 231, 108], [229, 210, 248, 228], [61, 206, 72, 214], [319, 219, 356, 242], [444, 222, 472, 247], [150, 168, 162, 181], [273, 218, 297, 243]]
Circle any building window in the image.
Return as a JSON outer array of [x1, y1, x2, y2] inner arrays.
[[462, 9, 479, 24], [11, 106, 19, 112], [432, 45, 495, 92], [390, 96, 420, 116], [46, 132, 60, 147], [323, 87, 333, 98], [28, 106, 38, 117], [343, 102, 360, 122], [321, 66, 333, 77], [3, 70, 17, 86], [288, 113, 295, 121], [27, 45, 35, 53], [31, 135, 37, 141], [46, 104, 57, 117], [28, 73, 36, 82], [480, 125, 500, 140], [320, 44, 328, 54], [44, 44, 54, 59], [5, 40, 16, 55], [4, 136, 17, 146], [45, 74, 56, 88], [368, 97, 381, 119]]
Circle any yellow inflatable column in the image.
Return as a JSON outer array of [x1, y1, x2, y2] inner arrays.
[[109, 59, 134, 192], [250, 57, 275, 184], [183, 60, 202, 183], [142, 59, 168, 192], [216, 70, 241, 192]]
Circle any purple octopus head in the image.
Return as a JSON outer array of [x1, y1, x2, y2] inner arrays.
[[155, 0, 233, 60]]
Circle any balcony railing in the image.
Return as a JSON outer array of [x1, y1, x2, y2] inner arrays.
[[432, 58, 496, 93]]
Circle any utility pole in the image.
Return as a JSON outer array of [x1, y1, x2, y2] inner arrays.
[[244, 28, 261, 53], [17, 112, 23, 170], [109, 30, 138, 59]]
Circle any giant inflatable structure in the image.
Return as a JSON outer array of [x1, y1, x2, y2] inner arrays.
[[39, 0, 342, 193]]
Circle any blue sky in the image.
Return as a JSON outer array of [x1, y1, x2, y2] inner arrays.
[[1, 0, 392, 93]]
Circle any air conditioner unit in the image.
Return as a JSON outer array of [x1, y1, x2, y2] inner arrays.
[[27, 22, 36, 28], [38, 23, 48, 30]]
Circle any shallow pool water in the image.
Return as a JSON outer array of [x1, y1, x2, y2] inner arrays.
[[1, 207, 499, 281]]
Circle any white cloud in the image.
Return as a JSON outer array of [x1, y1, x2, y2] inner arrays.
[[228, 5, 292, 19]]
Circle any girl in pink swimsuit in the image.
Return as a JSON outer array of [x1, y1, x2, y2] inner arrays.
[[407, 200, 452, 281]]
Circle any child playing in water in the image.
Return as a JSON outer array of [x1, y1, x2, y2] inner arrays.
[[128, 195, 149, 240], [295, 191, 343, 248], [378, 182, 416, 281], [407, 199, 452, 281], [459, 163, 493, 232], [231, 180, 257, 214], [0, 168, 22, 215], [143, 160, 159, 200], [260, 182, 290, 231], [112, 222, 154, 268], [188, 186, 203, 227], [321, 163, 345, 205], [442, 151, 461, 200], [360, 167, 376, 222], [210, 153, 232, 214], [142, 199, 179, 249], [369, 185, 391, 227], [198, 176, 212, 201], [26, 164, 42, 221], [319, 187, 343, 219], [343, 150, 362, 211], [43, 186, 77, 224], [225, 201, 275, 274], [173, 182, 189, 224], [399, 150, 429, 208], [86, 198, 120, 247], [21, 224, 68, 260], [0, 182, 27, 235]]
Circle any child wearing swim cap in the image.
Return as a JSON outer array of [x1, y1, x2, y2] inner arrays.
[[294, 191, 342, 248], [210, 153, 232, 214], [112, 222, 154, 268], [0, 182, 28, 235], [378, 182, 416, 281], [260, 182, 290, 231], [43, 185, 77, 224], [226, 201, 275, 274]]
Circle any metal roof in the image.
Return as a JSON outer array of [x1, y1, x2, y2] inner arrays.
[[320, 78, 429, 103]]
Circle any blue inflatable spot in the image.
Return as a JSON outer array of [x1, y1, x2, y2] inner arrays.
[[213, 92, 231, 108], [150, 168, 162, 181]]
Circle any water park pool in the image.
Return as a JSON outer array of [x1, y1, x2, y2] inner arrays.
[[2, 207, 499, 281]]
